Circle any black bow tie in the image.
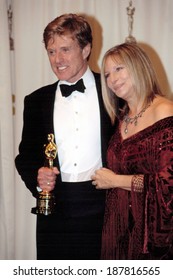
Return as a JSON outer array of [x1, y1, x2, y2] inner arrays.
[[60, 79, 86, 97]]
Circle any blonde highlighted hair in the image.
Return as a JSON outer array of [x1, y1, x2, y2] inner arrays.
[[101, 43, 163, 124]]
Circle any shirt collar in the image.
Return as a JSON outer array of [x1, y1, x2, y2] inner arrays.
[[58, 67, 95, 89]]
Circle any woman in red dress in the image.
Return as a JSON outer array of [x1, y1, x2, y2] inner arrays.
[[91, 43, 173, 259]]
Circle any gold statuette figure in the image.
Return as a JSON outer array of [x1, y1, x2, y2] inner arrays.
[[32, 134, 57, 215]]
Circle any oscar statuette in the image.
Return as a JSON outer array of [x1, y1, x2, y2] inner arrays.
[[125, 0, 137, 44], [31, 134, 57, 215]]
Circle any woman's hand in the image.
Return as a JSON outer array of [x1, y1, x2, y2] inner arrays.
[[37, 167, 60, 192], [91, 167, 116, 189]]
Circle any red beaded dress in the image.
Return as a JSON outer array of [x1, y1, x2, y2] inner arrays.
[[101, 117, 173, 259]]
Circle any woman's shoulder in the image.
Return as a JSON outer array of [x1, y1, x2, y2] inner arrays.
[[152, 95, 173, 120]]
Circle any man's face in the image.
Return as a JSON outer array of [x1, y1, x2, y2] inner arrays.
[[47, 34, 90, 83]]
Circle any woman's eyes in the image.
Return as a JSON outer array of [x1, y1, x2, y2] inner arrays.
[[115, 66, 124, 72], [105, 73, 109, 79], [104, 66, 124, 79]]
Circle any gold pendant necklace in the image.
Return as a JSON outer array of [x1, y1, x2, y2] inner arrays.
[[123, 103, 150, 134]]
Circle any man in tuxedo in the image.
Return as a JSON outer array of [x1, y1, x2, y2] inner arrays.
[[15, 13, 113, 260]]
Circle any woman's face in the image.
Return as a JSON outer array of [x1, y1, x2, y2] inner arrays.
[[104, 56, 134, 101], [47, 34, 90, 83]]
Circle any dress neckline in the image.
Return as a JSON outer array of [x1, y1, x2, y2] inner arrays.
[[119, 116, 173, 142]]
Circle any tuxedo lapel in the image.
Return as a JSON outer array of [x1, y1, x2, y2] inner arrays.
[[41, 81, 58, 135], [93, 72, 113, 166], [39, 81, 62, 173]]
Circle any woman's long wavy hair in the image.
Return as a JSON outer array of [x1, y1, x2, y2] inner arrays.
[[101, 43, 163, 124]]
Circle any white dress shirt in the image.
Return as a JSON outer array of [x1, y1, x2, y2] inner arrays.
[[53, 67, 102, 182]]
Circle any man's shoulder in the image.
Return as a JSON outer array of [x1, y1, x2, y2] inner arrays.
[[25, 81, 58, 100]]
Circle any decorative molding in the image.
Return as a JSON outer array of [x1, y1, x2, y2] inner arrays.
[[12, 94, 15, 115], [7, 4, 14, 50]]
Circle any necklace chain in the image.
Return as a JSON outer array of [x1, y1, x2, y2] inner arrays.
[[123, 103, 150, 134]]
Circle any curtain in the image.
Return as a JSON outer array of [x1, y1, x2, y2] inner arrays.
[[0, 0, 172, 260], [0, 0, 15, 259]]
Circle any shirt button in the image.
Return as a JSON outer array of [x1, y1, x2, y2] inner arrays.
[[74, 163, 77, 166]]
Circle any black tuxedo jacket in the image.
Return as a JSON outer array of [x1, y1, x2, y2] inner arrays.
[[15, 72, 113, 212]]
